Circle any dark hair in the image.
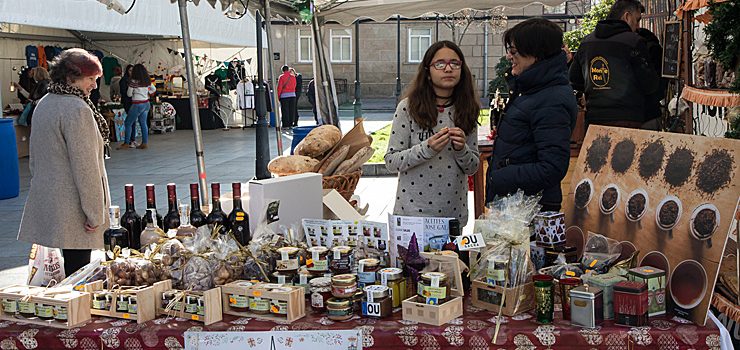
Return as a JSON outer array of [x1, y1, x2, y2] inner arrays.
[[281, 65, 289, 72], [130, 64, 149, 84], [608, 0, 645, 20], [113, 66, 122, 76], [49, 48, 102, 84], [503, 18, 564, 61], [402, 40, 479, 135]]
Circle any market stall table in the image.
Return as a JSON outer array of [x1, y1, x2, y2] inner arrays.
[[161, 97, 223, 130], [0, 297, 722, 349]]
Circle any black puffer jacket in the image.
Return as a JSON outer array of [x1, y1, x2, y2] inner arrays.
[[569, 20, 659, 125], [486, 52, 577, 209]]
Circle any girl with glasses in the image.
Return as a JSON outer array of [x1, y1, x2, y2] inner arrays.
[[384, 40, 480, 227]]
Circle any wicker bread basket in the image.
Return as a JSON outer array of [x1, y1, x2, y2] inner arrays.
[[322, 170, 361, 201]]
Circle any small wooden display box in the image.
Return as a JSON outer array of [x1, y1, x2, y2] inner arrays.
[[470, 280, 535, 316], [402, 252, 465, 326], [220, 280, 306, 322], [153, 280, 222, 325], [0, 285, 91, 329], [83, 281, 156, 324]]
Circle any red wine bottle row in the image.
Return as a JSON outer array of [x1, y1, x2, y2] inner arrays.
[[116, 182, 251, 250]]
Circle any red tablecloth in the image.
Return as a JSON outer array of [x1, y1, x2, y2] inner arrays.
[[0, 299, 722, 349]]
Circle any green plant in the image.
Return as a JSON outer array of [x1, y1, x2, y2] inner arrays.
[[488, 56, 512, 98], [563, 0, 615, 51], [704, 0, 740, 92]]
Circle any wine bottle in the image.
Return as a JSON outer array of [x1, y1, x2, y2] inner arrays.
[[144, 184, 163, 230], [206, 182, 228, 234], [227, 182, 251, 246], [140, 209, 165, 248], [163, 183, 180, 231], [177, 203, 197, 238], [104, 206, 129, 259], [189, 183, 208, 228], [120, 184, 142, 250]]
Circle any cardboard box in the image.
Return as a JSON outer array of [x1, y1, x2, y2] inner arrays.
[[14, 125, 29, 158], [220, 281, 305, 322], [248, 173, 323, 234], [153, 280, 222, 325], [471, 280, 535, 316], [83, 281, 156, 324], [402, 251, 464, 326], [0, 285, 91, 329]]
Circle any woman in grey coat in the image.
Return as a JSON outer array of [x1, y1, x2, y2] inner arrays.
[[18, 48, 111, 276]]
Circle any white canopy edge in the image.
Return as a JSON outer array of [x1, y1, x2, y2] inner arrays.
[[315, 0, 568, 25], [0, 0, 258, 47]]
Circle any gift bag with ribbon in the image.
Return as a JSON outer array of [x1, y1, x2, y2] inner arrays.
[[27, 243, 65, 286]]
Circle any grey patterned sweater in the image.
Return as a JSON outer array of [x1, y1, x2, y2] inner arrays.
[[384, 98, 480, 226]]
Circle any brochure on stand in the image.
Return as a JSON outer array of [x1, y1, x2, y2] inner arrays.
[[388, 214, 454, 268]]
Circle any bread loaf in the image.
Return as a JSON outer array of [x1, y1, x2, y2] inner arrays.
[[294, 125, 342, 158], [334, 146, 374, 175], [319, 145, 350, 176], [268, 155, 320, 176]]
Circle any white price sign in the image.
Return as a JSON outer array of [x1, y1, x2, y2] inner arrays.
[[363, 302, 382, 317], [455, 233, 486, 251]]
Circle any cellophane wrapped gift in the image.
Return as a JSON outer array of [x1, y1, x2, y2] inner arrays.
[[581, 232, 622, 275]]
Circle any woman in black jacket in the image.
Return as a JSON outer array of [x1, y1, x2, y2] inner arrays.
[[486, 18, 578, 211]]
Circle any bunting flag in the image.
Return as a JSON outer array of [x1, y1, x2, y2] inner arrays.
[[165, 47, 252, 68]]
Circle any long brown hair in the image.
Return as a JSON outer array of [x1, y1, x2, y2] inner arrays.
[[402, 40, 479, 135]]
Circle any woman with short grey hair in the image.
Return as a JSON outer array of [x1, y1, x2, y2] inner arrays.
[[17, 48, 111, 276]]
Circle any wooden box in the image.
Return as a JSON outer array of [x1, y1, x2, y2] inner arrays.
[[471, 280, 535, 316], [402, 252, 464, 326], [220, 280, 306, 322], [153, 280, 222, 325], [83, 281, 156, 324], [0, 285, 91, 329]]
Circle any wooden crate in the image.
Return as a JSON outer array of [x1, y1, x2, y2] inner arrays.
[[153, 280, 222, 325], [402, 252, 465, 326], [220, 281, 306, 323], [0, 285, 91, 329], [83, 281, 156, 324], [471, 280, 535, 316]]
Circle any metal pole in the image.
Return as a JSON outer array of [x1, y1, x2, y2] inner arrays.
[[395, 15, 401, 103], [255, 10, 271, 180], [353, 20, 362, 124], [177, 0, 208, 206], [483, 24, 489, 104], [264, 0, 284, 154], [435, 14, 440, 42]]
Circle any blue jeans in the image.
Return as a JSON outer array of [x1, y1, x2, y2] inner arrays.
[[125, 102, 149, 144]]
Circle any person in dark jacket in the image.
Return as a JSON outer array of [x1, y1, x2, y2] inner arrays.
[[307, 78, 318, 124], [291, 68, 303, 126], [486, 18, 578, 211], [569, 0, 659, 129], [636, 27, 668, 130], [119, 65, 136, 143]]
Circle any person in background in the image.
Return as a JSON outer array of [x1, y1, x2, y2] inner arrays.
[[486, 18, 577, 212], [120, 64, 155, 150], [89, 76, 102, 106], [109, 66, 123, 102], [119, 64, 137, 144], [17, 48, 111, 276], [384, 40, 480, 227], [291, 68, 303, 126], [276, 65, 297, 130], [637, 27, 668, 130], [13, 67, 51, 126], [16, 67, 36, 105], [307, 78, 318, 124], [569, 0, 659, 129]]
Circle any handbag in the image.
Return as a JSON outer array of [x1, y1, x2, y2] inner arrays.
[[18, 102, 34, 126]]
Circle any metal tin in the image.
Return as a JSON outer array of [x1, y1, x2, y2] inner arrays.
[[627, 266, 666, 317], [559, 278, 582, 321], [585, 273, 627, 320], [569, 285, 603, 328], [613, 281, 649, 327], [533, 274, 554, 324]]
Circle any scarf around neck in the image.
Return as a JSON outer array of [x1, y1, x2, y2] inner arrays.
[[47, 82, 110, 145]]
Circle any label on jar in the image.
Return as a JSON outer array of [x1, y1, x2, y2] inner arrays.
[[311, 292, 325, 308], [128, 303, 138, 314], [36, 304, 53, 318], [196, 304, 205, 316], [486, 269, 505, 286], [357, 272, 376, 285], [380, 274, 388, 286], [417, 283, 447, 300], [270, 300, 287, 314], [18, 301, 35, 314], [249, 297, 270, 311], [327, 308, 350, 316], [308, 259, 328, 271], [332, 285, 357, 297], [431, 275, 441, 288], [362, 302, 382, 317], [229, 295, 249, 308], [2, 299, 18, 313], [277, 275, 287, 284], [185, 302, 198, 314], [92, 299, 108, 310], [276, 259, 299, 271], [299, 274, 308, 285], [53, 306, 68, 320], [117, 299, 129, 311]]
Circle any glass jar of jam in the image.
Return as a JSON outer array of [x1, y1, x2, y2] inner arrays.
[[361, 285, 392, 318], [116, 294, 129, 312], [35, 303, 54, 320], [92, 292, 111, 310], [294, 270, 312, 296], [276, 247, 301, 274], [54, 304, 68, 323], [161, 290, 181, 311], [185, 295, 199, 314], [330, 246, 353, 275], [228, 282, 252, 313], [2, 298, 18, 315], [307, 246, 330, 275], [310, 277, 332, 311], [270, 288, 292, 315], [378, 267, 407, 308], [326, 297, 353, 321], [271, 272, 295, 285], [357, 258, 380, 288], [127, 296, 138, 314], [196, 296, 205, 316], [18, 300, 35, 318], [331, 274, 358, 298], [249, 295, 271, 315], [418, 272, 450, 305], [486, 255, 508, 287]]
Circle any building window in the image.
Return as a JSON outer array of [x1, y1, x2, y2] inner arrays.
[[544, 2, 567, 14], [330, 28, 352, 63], [408, 28, 432, 63], [298, 29, 312, 62]]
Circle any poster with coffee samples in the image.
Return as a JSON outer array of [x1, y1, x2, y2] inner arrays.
[[563, 125, 739, 326]]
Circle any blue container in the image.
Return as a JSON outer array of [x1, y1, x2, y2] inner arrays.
[[0, 119, 20, 199], [269, 111, 275, 127], [291, 125, 318, 155]]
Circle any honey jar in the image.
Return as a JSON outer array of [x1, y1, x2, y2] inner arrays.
[[357, 258, 379, 288], [417, 272, 449, 305], [331, 274, 358, 298], [161, 290, 182, 311], [228, 281, 252, 313], [249, 293, 271, 315], [378, 267, 406, 308], [18, 300, 35, 318], [185, 295, 199, 314], [361, 285, 392, 318], [307, 246, 330, 275], [196, 296, 205, 316]]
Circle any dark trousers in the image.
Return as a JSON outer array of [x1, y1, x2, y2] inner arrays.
[[280, 96, 297, 127], [309, 100, 318, 124], [62, 249, 92, 277]]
